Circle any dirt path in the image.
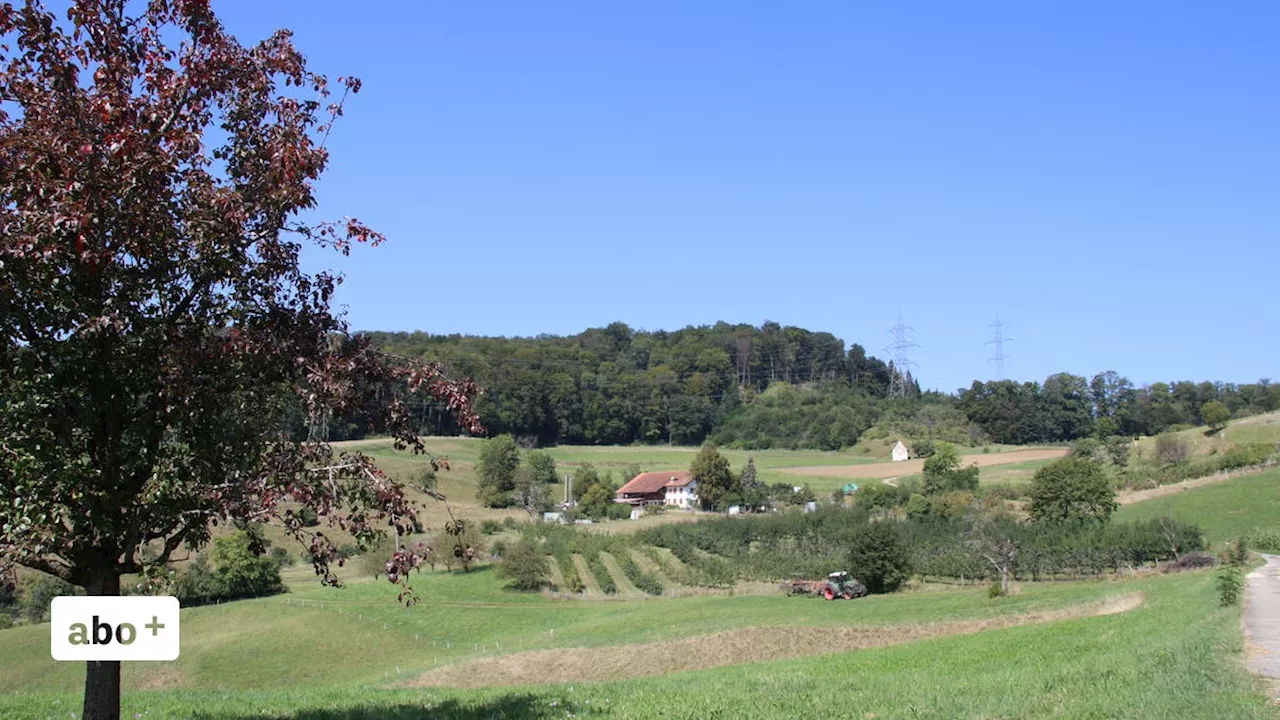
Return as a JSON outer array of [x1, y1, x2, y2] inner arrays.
[[1246, 554, 1280, 690], [783, 448, 1068, 480], [405, 593, 1142, 688]]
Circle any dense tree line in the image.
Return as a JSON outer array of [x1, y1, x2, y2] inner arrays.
[[360, 323, 1279, 449], [959, 373, 1280, 445]]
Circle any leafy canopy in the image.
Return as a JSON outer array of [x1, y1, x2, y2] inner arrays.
[[0, 2, 480, 716], [1028, 457, 1118, 524], [690, 443, 735, 510]]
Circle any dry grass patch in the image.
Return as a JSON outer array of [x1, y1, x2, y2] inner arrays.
[[407, 592, 1143, 688]]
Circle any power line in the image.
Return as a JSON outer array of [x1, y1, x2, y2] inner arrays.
[[986, 314, 1012, 380], [884, 311, 920, 398]]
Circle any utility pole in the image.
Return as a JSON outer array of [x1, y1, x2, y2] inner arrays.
[[884, 311, 920, 398], [986, 314, 1012, 380]]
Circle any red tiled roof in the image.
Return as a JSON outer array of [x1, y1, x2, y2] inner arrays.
[[617, 471, 693, 496]]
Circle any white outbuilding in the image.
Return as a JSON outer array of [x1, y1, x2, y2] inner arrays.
[[891, 441, 909, 462]]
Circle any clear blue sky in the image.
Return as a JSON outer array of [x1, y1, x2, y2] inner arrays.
[[216, 1, 1277, 394]]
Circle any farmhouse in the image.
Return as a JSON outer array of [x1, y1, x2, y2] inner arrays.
[[615, 471, 699, 509]]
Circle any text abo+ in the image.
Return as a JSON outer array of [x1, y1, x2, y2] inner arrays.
[[51, 596, 180, 661]]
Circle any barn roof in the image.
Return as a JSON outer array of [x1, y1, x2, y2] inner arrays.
[[616, 471, 693, 495]]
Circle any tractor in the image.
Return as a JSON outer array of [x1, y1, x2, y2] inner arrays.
[[784, 571, 869, 600], [822, 571, 868, 600]]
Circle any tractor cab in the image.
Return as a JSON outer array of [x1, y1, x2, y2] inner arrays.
[[824, 571, 868, 600]]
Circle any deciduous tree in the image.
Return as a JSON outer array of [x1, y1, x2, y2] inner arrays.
[[0, 3, 480, 717], [690, 444, 735, 511], [1028, 458, 1117, 524], [476, 434, 521, 507], [1201, 401, 1231, 432]]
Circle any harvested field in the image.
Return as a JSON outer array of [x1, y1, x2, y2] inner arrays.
[[783, 448, 1068, 480], [407, 592, 1143, 688]]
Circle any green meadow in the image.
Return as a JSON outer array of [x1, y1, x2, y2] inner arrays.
[[0, 569, 1272, 719]]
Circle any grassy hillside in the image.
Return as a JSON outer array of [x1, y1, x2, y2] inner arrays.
[[0, 570, 1271, 718], [1115, 467, 1280, 544], [1132, 411, 1280, 462]]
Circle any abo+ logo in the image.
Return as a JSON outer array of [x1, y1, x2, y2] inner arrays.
[[51, 596, 180, 661]]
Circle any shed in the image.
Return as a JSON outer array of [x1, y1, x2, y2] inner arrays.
[[891, 441, 909, 462]]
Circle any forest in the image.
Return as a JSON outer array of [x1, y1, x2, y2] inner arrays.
[[351, 322, 1280, 449]]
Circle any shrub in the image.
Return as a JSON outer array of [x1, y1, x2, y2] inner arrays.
[[1201, 401, 1232, 431], [1155, 433, 1191, 465], [480, 519, 503, 535], [502, 516, 519, 530], [923, 443, 979, 494], [987, 580, 1004, 599], [847, 521, 911, 594], [905, 493, 930, 519], [1218, 565, 1244, 606], [269, 546, 293, 568], [209, 531, 286, 601], [913, 439, 936, 458], [495, 539, 550, 591], [979, 484, 1027, 502], [20, 573, 78, 622], [1103, 436, 1131, 468], [0, 612, 12, 629], [298, 506, 319, 527], [1069, 438, 1102, 461]]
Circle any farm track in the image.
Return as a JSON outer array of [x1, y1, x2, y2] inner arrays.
[[406, 592, 1144, 688], [782, 448, 1068, 480]]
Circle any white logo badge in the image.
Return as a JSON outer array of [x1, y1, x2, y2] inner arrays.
[[51, 596, 180, 661]]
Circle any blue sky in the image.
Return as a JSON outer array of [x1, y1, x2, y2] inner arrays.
[[217, 1, 1277, 394]]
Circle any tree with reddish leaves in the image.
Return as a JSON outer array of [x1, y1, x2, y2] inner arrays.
[[0, 2, 480, 718]]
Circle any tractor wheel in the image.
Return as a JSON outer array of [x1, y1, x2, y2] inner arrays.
[[843, 590, 854, 600], [824, 588, 835, 600]]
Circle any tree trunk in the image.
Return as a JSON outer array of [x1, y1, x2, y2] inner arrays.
[[82, 568, 122, 720], [1000, 568, 1010, 595]]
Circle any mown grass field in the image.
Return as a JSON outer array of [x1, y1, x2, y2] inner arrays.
[[1114, 466, 1280, 544], [0, 568, 1272, 718]]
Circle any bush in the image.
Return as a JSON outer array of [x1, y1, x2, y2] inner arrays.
[[173, 531, 286, 606], [1218, 565, 1244, 606], [20, 573, 78, 622], [480, 519, 503, 535], [209, 531, 286, 601], [495, 539, 550, 591], [1202, 401, 1232, 430], [1069, 438, 1102, 461], [847, 522, 911, 594], [913, 439, 936, 458], [502, 516, 519, 530], [1155, 433, 1191, 465], [269, 546, 294, 568], [298, 506, 319, 527], [0, 612, 11, 629], [987, 580, 1004, 599], [905, 493, 930, 519]]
